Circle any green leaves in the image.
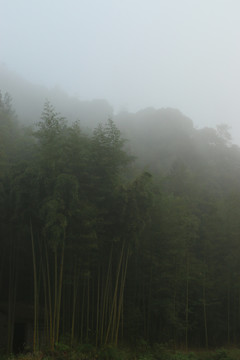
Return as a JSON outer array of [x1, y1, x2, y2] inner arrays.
[[3, 96, 240, 349], [91, 119, 132, 183], [41, 198, 67, 250], [36, 100, 67, 142]]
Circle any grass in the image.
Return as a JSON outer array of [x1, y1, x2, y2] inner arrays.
[[2, 345, 240, 360]]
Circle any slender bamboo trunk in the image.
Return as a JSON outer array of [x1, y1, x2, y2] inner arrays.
[[91, 277, 95, 338], [146, 256, 153, 340], [30, 222, 39, 352], [61, 282, 66, 337], [80, 278, 86, 343], [56, 243, 65, 343], [86, 272, 90, 342], [52, 251, 58, 347], [227, 283, 230, 344], [202, 267, 208, 349], [100, 246, 113, 345], [114, 247, 130, 345], [185, 254, 189, 352], [42, 260, 49, 347], [7, 240, 17, 354], [95, 268, 100, 346], [173, 258, 178, 350], [71, 259, 79, 346], [44, 239, 53, 349], [105, 241, 125, 345], [0, 247, 6, 294]]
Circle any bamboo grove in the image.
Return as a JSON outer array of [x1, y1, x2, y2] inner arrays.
[[2, 92, 240, 352]]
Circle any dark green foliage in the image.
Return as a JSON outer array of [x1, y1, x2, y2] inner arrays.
[[98, 345, 128, 360], [2, 95, 240, 354]]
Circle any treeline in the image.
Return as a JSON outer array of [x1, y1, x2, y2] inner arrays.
[[1, 92, 240, 353]]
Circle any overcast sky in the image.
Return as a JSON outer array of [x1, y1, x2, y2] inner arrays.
[[1, 0, 240, 142]]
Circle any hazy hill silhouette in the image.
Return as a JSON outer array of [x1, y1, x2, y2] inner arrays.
[[0, 63, 113, 128], [1, 63, 239, 186]]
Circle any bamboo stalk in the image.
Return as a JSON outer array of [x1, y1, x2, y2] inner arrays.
[[30, 221, 39, 352]]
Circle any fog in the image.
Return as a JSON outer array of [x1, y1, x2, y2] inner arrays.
[[1, 0, 240, 143]]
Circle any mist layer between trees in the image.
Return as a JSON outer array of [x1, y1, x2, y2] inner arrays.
[[1, 69, 240, 354]]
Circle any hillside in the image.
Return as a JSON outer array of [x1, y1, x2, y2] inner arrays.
[[0, 63, 113, 128], [1, 72, 240, 353]]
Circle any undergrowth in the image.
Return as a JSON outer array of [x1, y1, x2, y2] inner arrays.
[[2, 345, 240, 360]]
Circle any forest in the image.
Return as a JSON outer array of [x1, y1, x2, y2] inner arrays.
[[1, 88, 240, 360]]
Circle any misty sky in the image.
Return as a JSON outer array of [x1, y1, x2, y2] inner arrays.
[[1, 0, 240, 142]]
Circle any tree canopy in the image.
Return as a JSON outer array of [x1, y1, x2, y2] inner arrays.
[[1, 92, 240, 353]]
